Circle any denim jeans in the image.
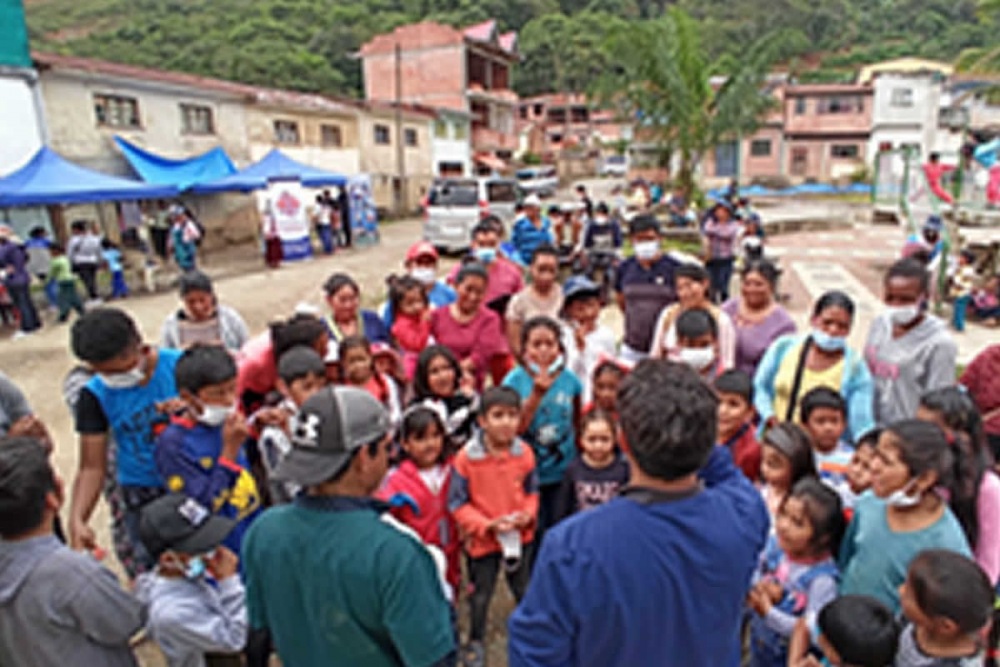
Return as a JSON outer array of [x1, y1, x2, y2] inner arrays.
[[707, 257, 735, 304], [953, 295, 971, 331], [7, 283, 40, 332]]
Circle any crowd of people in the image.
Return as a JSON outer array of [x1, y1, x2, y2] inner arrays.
[[1, 194, 1000, 667]]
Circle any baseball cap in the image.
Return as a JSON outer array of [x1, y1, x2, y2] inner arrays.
[[278, 345, 326, 383], [923, 215, 943, 232], [523, 194, 542, 208], [406, 241, 438, 263], [139, 494, 236, 558], [272, 386, 391, 486], [563, 275, 601, 303]]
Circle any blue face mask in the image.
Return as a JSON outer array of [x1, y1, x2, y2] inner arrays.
[[473, 247, 496, 264], [811, 329, 846, 353], [184, 556, 206, 581], [528, 355, 564, 376]]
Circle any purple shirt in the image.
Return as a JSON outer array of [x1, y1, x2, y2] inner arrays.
[[722, 300, 797, 377], [0, 241, 30, 287]]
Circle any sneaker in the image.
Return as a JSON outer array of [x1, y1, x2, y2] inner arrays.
[[11, 331, 30, 340], [462, 641, 485, 667]]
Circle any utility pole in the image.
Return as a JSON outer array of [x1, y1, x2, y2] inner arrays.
[[395, 42, 406, 215]]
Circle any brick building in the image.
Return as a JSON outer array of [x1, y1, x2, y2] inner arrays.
[[517, 93, 627, 159], [782, 83, 873, 182]]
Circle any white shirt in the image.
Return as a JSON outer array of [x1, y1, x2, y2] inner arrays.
[[562, 322, 618, 403]]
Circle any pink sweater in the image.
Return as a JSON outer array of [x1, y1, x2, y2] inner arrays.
[[975, 471, 1000, 585]]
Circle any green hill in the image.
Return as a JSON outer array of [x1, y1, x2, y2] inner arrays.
[[24, 0, 1000, 97]]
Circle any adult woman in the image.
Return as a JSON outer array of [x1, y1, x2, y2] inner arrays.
[[722, 259, 797, 377], [429, 262, 509, 391], [960, 343, 1000, 460], [67, 219, 103, 300], [322, 273, 389, 345], [160, 271, 249, 351], [754, 290, 875, 442], [648, 262, 735, 367]]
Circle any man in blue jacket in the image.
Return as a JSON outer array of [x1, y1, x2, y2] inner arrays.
[[508, 360, 769, 667]]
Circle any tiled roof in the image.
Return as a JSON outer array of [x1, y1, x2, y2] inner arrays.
[[463, 20, 497, 42]]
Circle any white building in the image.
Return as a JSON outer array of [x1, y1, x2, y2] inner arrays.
[[431, 108, 472, 177], [869, 71, 945, 162]]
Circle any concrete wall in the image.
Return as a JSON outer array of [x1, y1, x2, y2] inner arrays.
[[787, 139, 867, 182], [742, 126, 784, 179], [358, 112, 434, 211], [785, 94, 873, 135], [432, 115, 471, 176], [244, 107, 360, 175], [869, 74, 941, 161], [0, 72, 44, 175]]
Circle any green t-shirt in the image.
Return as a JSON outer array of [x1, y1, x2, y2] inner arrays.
[[243, 497, 454, 667], [50, 255, 74, 283]]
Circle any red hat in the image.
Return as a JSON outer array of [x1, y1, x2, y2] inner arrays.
[[406, 241, 438, 263]]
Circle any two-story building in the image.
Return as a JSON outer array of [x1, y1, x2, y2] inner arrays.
[[782, 83, 873, 182], [357, 101, 436, 212], [868, 69, 951, 162], [360, 20, 519, 174], [517, 93, 627, 159]]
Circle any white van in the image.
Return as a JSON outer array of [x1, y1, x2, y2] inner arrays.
[[423, 177, 520, 251], [515, 166, 559, 197]]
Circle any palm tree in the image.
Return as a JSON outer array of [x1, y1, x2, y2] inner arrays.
[[955, 0, 1000, 75], [592, 7, 784, 194]]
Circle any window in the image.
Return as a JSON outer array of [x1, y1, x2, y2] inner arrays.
[[831, 144, 859, 159], [454, 123, 468, 140], [486, 181, 518, 203], [180, 104, 214, 134], [519, 106, 528, 120], [94, 94, 140, 128], [404, 128, 418, 147], [817, 96, 864, 114], [533, 103, 543, 116], [320, 124, 343, 147], [750, 139, 772, 157], [890, 88, 914, 108], [794, 98, 806, 115], [434, 119, 449, 139], [273, 120, 300, 144], [374, 124, 391, 145], [791, 147, 808, 176]]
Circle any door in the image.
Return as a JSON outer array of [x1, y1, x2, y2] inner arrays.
[[714, 141, 738, 178]]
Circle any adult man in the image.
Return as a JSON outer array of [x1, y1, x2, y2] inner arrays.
[[381, 241, 456, 327], [903, 215, 945, 264], [511, 194, 553, 265], [508, 360, 768, 666], [448, 219, 524, 313], [242, 386, 456, 667], [575, 184, 594, 221], [0, 226, 40, 336], [614, 214, 680, 363], [67, 220, 103, 300]]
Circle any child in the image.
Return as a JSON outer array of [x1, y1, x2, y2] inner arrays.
[[448, 387, 539, 667], [503, 316, 583, 533], [787, 595, 899, 667], [506, 244, 564, 355], [760, 422, 817, 524], [102, 238, 128, 300], [554, 409, 629, 522], [155, 344, 262, 555], [136, 494, 247, 667], [846, 431, 878, 517], [388, 275, 431, 380], [585, 358, 626, 419], [561, 275, 616, 403], [649, 263, 736, 368], [675, 308, 725, 382], [839, 420, 972, 614], [896, 549, 993, 666], [376, 406, 460, 594], [581, 202, 622, 261], [256, 345, 327, 504], [949, 249, 976, 332], [0, 437, 146, 666], [339, 335, 401, 427], [714, 369, 762, 482], [749, 478, 845, 667], [371, 342, 406, 401], [972, 273, 999, 326], [49, 242, 84, 322], [801, 387, 855, 507], [412, 345, 477, 453]]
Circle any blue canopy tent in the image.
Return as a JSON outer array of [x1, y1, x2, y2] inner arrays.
[[0, 147, 177, 207], [189, 148, 347, 193], [114, 136, 236, 188]]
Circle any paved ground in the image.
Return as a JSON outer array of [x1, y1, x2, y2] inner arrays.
[[1, 200, 995, 666]]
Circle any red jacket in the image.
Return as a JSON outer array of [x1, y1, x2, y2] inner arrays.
[[720, 423, 761, 483], [391, 312, 431, 353], [377, 459, 460, 592]]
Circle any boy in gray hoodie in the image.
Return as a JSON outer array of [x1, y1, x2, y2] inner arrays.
[[0, 436, 146, 667]]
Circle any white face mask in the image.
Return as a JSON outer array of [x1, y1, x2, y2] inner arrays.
[[409, 267, 436, 286], [885, 303, 921, 327], [884, 478, 921, 508], [99, 357, 147, 389], [678, 346, 715, 371], [198, 404, 235, 427], [633, 240, 660, 261]]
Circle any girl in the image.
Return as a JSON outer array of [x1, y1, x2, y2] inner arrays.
[[585, 358, 627, 420], [749, 478, 845, 667], [339, 335, 401, 427], [916, 386, 1000, 585], [412, 345, 477, 453], [561, 276, 616, 404], [376, 406, 460, 595], [554, 409, 629, 522], [839, 420, 972, 614], [503, 316, 583, 533], [760, 423, 818, 524], [389, 274, 431, 381]]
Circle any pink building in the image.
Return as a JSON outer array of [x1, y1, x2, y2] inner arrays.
[[360, 20, 518, 173], [517, 93, 627, 159], [782, 83, 873, 182]]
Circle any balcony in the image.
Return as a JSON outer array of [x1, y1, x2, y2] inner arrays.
[[466, 84, 518, 105], [472, 126, 518, 151]]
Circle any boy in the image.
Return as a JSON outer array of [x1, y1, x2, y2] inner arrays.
[[137, 493, 246, 667], [801, 387, 855, 507], [949, 249, 976, 332], [787, 595, 899, 667], [562, 276, 617, 404], [449, 386, 539, 667], [69, 307, 183, 573], [896, 549, 993, 666], [675, 308, 723, 382], [714, 369, 761, 482], [257, 345, 327, 504], [156, 344, 261, 555], [506, 244, 563, 355], [0, 437, 146, 666], [50, 242, 85, 322]]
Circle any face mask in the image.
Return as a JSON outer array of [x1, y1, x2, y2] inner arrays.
[[165, 554, 207, 581], [473, 247, 496, 264], [811, 329, 846, 353], [633, 240, 660, 261], [99, 356, 147, 389], [884, 478, 921, 508], [410, 267, 436, 285], [528, 355, 564, 376], [198, 403, 234, 427], [679, 347, 715, 371], [885, 303, 921, 327]]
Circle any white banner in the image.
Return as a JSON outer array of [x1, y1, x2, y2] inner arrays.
[[258, 182, 313, 260]]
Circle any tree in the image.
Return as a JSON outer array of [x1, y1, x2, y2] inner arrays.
[[955, 0, 1000, 74], [593, 7, 781, 193]]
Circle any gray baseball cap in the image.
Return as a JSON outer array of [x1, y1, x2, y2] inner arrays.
[[272, 385, 391, 486]]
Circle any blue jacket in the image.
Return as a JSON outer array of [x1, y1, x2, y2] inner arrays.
[[752, 334, 875, 444], [511, 215, 553, 265], [508, 446, 769, 667], [325, 309, 390, 345]]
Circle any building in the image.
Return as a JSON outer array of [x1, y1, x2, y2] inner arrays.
[[359, 20, 519, 174], [357, 101, 436, 212], [782, 83, 873, 182], [858, 58, 953, 86], [431, 108, 472, 177], [517, 93, 627, 158], [868, 71, 946, 162]]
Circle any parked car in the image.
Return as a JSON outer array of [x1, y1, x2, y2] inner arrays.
[[423, 177, 520, 252], [515, 166, 559, 197], [598, 154, 629, 177]]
